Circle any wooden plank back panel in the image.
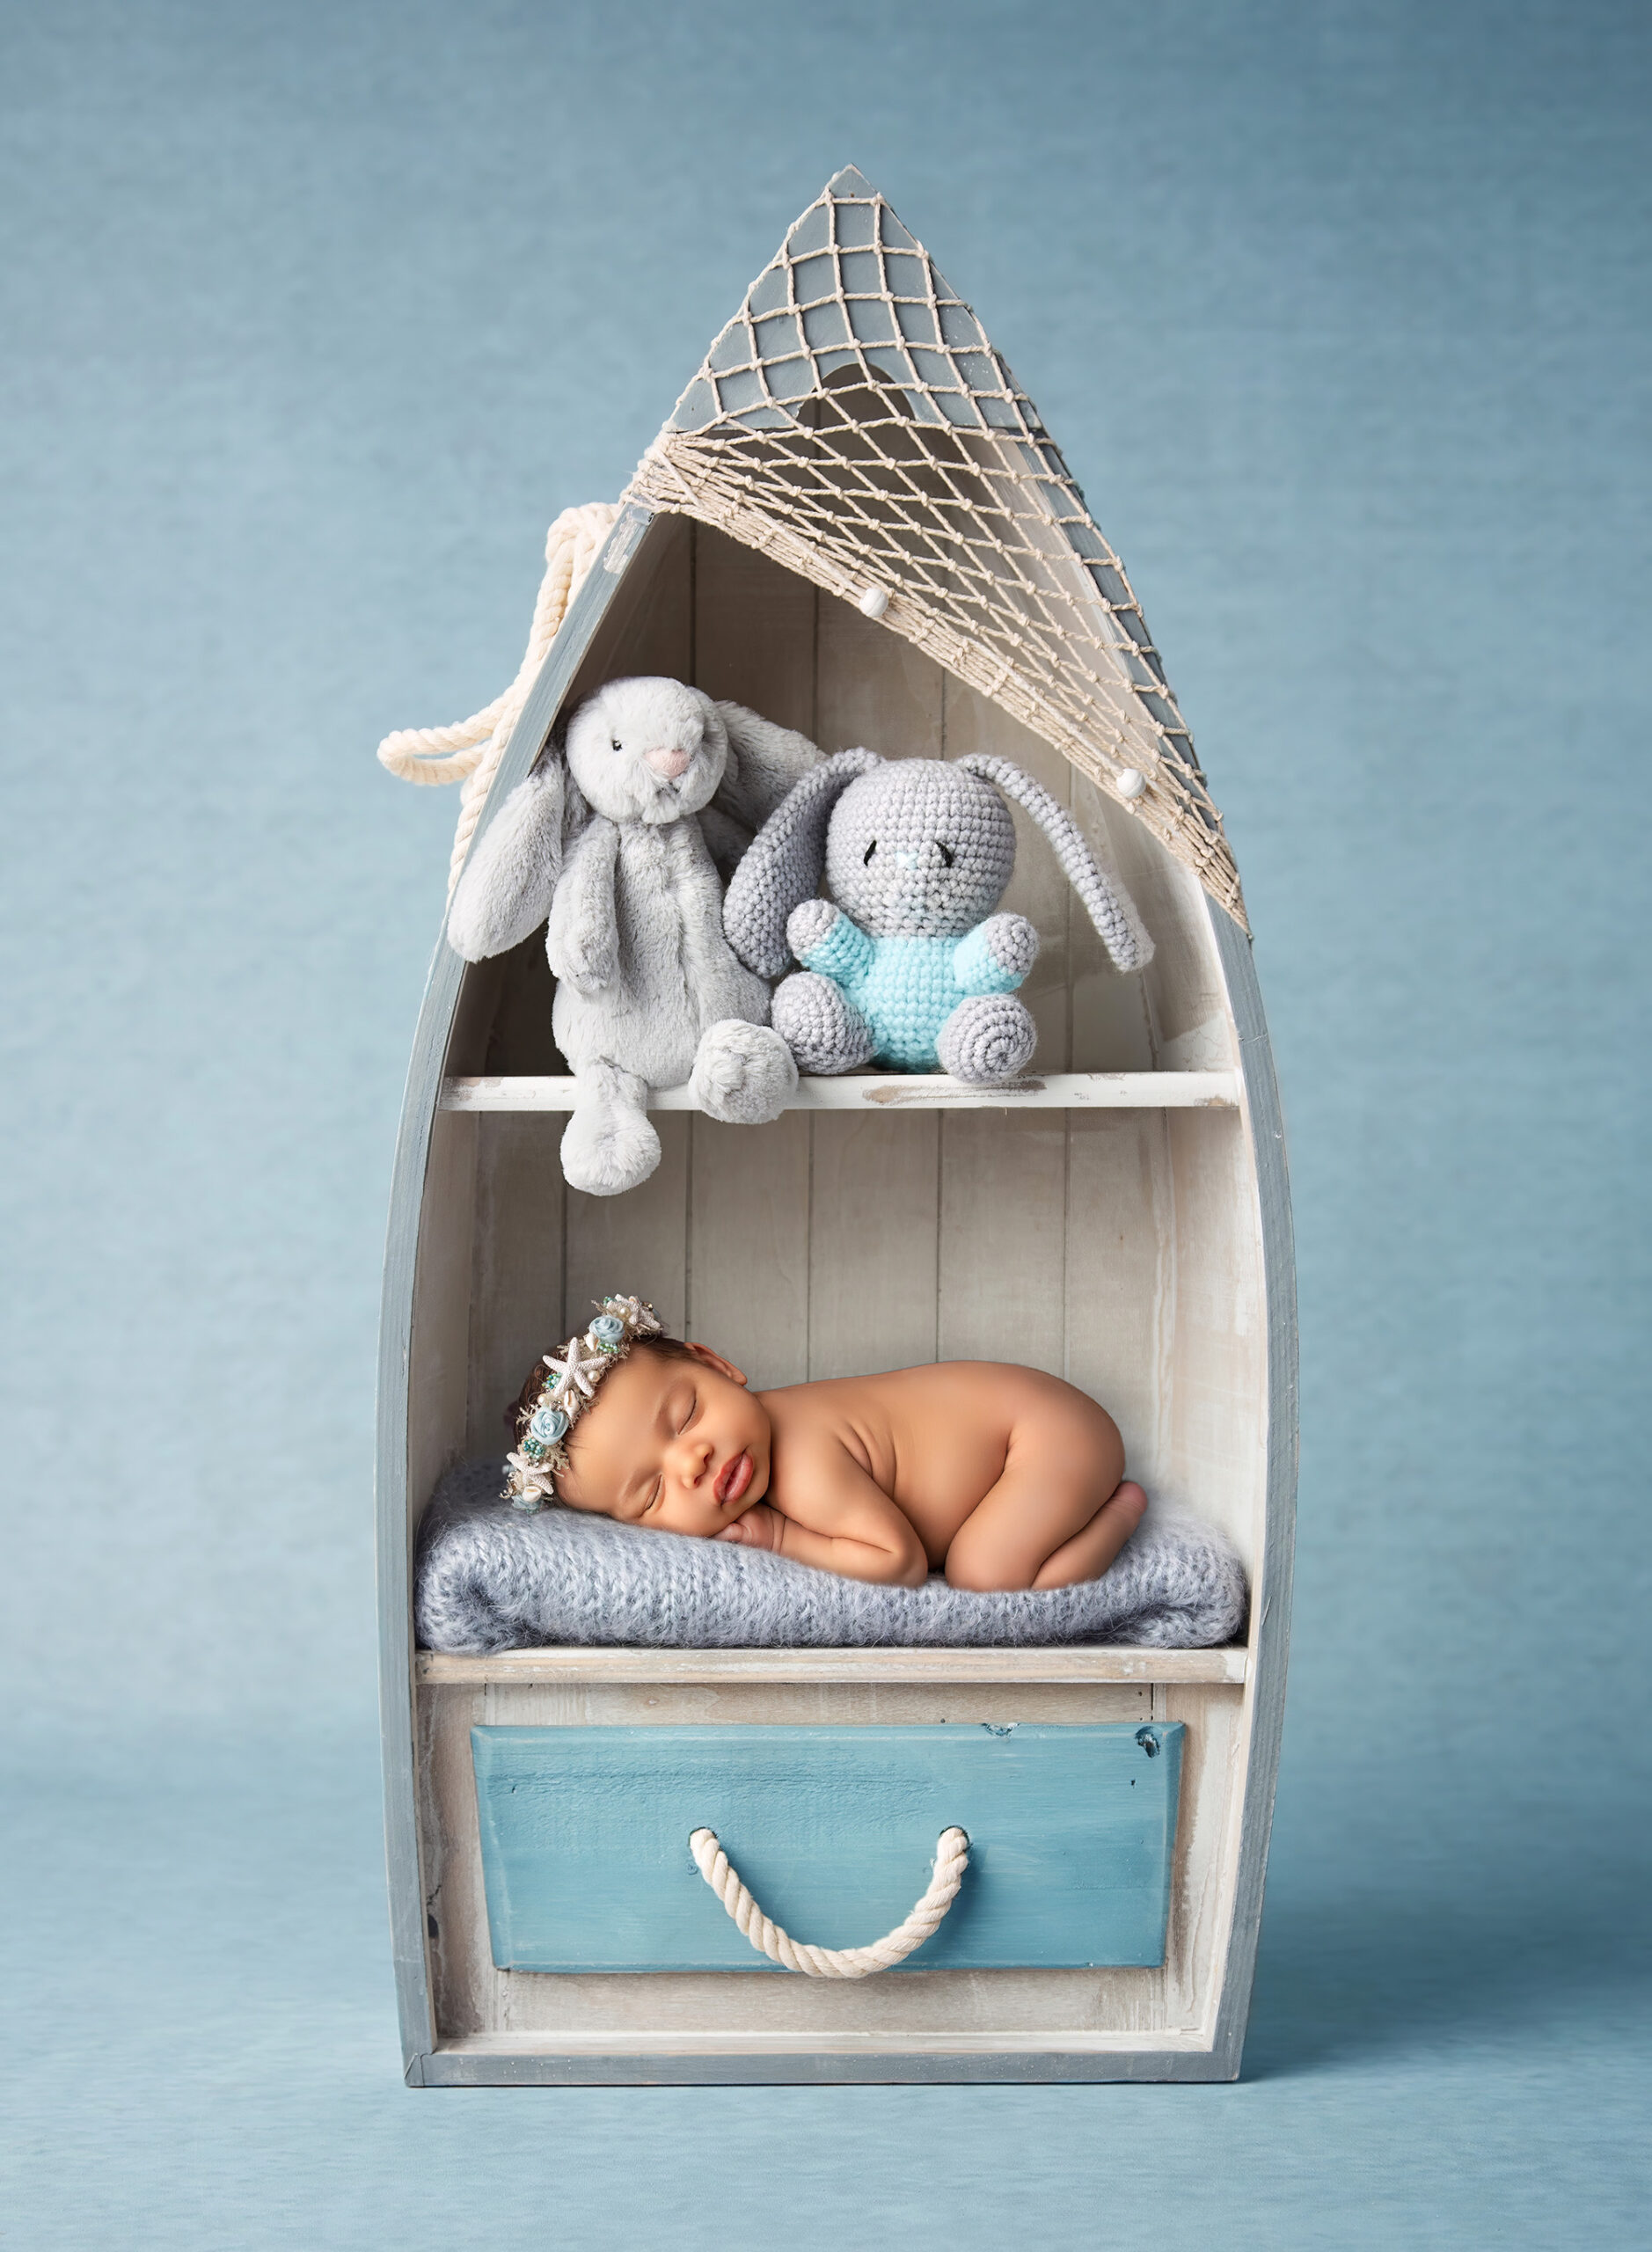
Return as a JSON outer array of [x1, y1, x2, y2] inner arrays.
[[1068, 776, 1158, 1073], [1064, 1110, 1176, 1498], [464, 1114, 566, 1455], [688, 1114, 811, 1387], [937, 1110, 1068, 1375], [816, 590, 944, 757], [691, 523, 817, 735], [685, 530, 815, 1388], [808, 1111, 940, 1376], [1165, 1105, 1268, 1568], [564, 1117, 691, 1342]]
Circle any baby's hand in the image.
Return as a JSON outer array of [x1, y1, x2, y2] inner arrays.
[[714, 1503, 782, 1552]]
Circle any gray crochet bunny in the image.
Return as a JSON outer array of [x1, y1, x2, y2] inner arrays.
[[722, 749, 1152, 1081], [448, 677, 821, 1195]]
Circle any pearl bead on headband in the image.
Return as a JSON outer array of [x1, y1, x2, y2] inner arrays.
[[502, 1294, 663, 1509]]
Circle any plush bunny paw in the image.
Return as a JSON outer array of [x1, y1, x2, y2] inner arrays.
[[560, 1068, 661, 1196], [937, 994, 1037, 1083], [979, 911, 1039, 980], [771, 973, 877, 1075], [691, 1020, 799, 1125], [786, 896, 841, 960]]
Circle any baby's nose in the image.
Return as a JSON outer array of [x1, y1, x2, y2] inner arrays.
[[670, 1432, 713, 1481], [645, 745, 691, 779]]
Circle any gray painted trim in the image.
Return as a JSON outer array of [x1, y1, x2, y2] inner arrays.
[[411, 2047, 1239, 2088], [1203, 903, 1299, 2079], [376, 506, 658, 2073]]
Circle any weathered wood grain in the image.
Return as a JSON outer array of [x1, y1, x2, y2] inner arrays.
[[416, 1646, 1247, 1686], [442, 1071, 1240, 1111], [471, 1723, 1182, 1972]]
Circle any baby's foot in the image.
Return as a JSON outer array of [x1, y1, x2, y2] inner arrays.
[[1108, 1480, 1148, 1525]]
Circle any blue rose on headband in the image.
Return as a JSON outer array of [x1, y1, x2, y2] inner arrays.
[[529, 1404, 570, 1445], [589, 1313, 625, 1349]]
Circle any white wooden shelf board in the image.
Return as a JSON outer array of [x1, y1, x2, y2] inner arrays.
[[416, 1645, 1247, 1687], [433, 2028, 1213, 2057], [440, 1071, 1240, 1114]]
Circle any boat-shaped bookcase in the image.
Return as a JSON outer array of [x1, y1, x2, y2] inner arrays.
[[379, 169, 1296, 2085]]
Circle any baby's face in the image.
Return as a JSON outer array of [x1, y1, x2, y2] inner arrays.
[[556, 1343, 771, 1539]]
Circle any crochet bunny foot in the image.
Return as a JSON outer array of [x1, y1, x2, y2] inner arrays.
[[560, 1061, 661, 1196], [691, 1019, 799, 1125], [771, 971, 877, 1075], [937, 993, 1037, 1082]]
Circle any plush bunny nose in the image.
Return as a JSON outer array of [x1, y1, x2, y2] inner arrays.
[[892, 847, 918, 869], [645, 746, 692, 779]]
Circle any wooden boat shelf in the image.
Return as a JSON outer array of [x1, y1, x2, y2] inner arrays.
[[416, 1645, 1249, 1687], [379, 168, 1296, 2088], [440, 1071, 1241, 1114]]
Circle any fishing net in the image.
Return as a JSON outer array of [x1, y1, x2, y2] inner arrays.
[[627, 167, 1243, 926], [379, 169, 1242, 927]]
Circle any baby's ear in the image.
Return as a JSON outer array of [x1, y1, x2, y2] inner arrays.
[[684, 1342, 749, 1388]]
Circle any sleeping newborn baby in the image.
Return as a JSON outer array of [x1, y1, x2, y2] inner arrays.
[[504, 1296, 1147, 1593]]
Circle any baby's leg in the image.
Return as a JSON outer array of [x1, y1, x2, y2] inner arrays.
[[943, 1393, 1147, 1593]]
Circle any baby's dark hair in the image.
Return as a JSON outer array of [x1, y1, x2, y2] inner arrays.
[[506, 1333, 698, 1448]]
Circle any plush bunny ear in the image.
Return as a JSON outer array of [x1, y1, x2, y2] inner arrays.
[[713, 701, 824, 831], [447, 754, 567, 963], [723, 748, 881, 976], [955, 755, 1154, 973]]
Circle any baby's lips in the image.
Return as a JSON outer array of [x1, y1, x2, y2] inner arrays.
[[716, 1450, 753, 1506]]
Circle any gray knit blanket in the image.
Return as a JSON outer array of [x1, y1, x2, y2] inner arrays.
[[415, 1459, 1246, 1655]]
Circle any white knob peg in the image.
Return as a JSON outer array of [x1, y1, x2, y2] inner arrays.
[[858, 584, 891, 620], [1115, 766, 1147, 801]]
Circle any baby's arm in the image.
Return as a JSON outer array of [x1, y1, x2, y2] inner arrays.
[[717, 1442, 929, 1587]]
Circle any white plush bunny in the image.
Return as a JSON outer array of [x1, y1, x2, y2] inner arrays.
[[448, 677, 822, 1195]]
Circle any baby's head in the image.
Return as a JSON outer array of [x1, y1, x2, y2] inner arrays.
[[505, 1306, 771, 1539]]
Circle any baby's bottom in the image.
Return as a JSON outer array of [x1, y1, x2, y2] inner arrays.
[[942, 1396, 1147, 1593]]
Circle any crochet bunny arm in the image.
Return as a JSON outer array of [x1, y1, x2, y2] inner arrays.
[[545, 815, 620, 994], [952, 912, 1039, 996], [787, 898, 875, 983]]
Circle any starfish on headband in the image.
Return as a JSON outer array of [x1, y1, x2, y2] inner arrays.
[[502, 1294, 663, 1510]]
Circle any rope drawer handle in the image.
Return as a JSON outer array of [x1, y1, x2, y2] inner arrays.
[[688, 1826, 969, 1978]]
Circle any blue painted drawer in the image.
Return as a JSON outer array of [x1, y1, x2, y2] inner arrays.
[[471, 1722, 1183, 1973]]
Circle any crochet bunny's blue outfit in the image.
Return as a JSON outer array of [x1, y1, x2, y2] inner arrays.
[[799, 916, 1024, 1070]]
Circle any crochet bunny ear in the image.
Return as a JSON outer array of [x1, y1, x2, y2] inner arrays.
[[955, 755, 1154, 974], [724, 748, 881, 976]]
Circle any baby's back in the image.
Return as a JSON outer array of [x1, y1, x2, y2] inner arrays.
[[764, 1360, 1110, 1567]]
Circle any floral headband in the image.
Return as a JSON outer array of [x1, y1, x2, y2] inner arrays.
[[502, 1294, 664, 1510]]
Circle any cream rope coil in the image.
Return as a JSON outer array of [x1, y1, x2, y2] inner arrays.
[[376, 500, 618, 896], [688, 1825, 969, 1978]]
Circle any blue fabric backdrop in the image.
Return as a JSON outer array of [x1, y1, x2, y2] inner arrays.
[[3, 1, 1647, 2242]]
